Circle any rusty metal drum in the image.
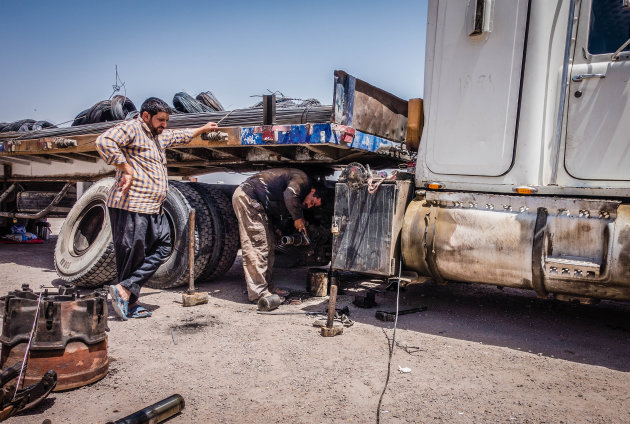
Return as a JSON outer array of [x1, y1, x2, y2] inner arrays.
[[307, 268, 329, 297]]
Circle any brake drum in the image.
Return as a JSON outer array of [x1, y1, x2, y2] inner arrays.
[[0, 285, 108, 391]]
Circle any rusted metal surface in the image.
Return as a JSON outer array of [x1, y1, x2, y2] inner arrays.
[[402, 191, 630, 302], [306, 268, 328, 297], [16, 190, 75, 215], [333, 70, 409, 142], [1, 340, 108, 391], [0, 285, 108, 391], [332, 180, 413, 276], [0, 285, 107, 349], [405, 98, 424, 152], [0, 183, 73, 219]]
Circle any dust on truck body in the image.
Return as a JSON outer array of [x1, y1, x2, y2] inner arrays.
[[400, 0, 630, 302]]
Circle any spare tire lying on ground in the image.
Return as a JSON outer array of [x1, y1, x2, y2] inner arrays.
[[55, 179, 217, 289], [54, 178, 117, 288]]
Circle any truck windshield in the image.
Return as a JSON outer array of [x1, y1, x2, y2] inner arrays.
[[588, 0, 630, 55]]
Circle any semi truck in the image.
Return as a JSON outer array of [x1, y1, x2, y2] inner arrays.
[[400, 0, 630, 303], [1, 0, 630, 305]]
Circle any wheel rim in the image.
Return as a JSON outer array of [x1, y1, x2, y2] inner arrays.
[[71, 201, 106, 256]]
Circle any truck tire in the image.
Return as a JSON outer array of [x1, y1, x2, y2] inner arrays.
[[54, 178, 117, 288], [146, 181, 213, 289], [190, 183, 239, 281]]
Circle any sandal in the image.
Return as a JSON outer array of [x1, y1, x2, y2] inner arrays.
[[127, 304, 152, 319], [108, 285, 129, 321]]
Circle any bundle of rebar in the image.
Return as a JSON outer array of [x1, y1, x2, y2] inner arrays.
[[0, 105, 333, 141]]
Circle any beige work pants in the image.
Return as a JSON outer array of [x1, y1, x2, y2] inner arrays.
[[232, 186, 276, 302]]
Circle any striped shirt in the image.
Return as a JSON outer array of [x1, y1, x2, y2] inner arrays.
[[95, 117, 194, 214]]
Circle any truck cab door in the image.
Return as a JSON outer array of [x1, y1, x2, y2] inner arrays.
[[424, 0, 529, 176], [565, 0, 630, 180]]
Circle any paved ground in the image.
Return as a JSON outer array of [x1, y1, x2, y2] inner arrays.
[[1, 220, 630, 423]]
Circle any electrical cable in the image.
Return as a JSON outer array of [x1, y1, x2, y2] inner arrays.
[[376, 256, 403, 423]]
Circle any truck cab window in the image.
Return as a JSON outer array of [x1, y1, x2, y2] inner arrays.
[[588, 0, 630, 55]]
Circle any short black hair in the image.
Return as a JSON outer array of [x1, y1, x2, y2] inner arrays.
[[310, 181, 327, 200], [140, 97, 171, 116]]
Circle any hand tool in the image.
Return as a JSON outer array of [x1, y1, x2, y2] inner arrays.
[[106, 394, 185, 424], [320, 284, 343, 337], [375, 306, 427, 322], [182, 209, 208, 307]]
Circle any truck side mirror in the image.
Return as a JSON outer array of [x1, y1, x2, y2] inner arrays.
[[467, 0, 494, 41]]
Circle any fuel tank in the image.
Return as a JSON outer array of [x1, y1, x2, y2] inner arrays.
[[402, 191, 630, 302]]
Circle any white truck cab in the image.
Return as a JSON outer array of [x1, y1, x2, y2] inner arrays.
[[402, 0, 630, 302]]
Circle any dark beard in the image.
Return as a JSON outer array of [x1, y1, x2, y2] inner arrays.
[[147, 122, 160, 136]]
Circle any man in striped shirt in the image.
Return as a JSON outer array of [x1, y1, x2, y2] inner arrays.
[[96, 97, 218, 320]]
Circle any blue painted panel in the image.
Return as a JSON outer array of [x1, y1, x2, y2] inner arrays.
[[288, 125, 309, 144], [311, 124, 332, 144], [241, 127, 264, 145], [333, 71, 356, 127], [276, 129, 291, 144], [351, 132, 393, 153], [238, 123, 395, 154]]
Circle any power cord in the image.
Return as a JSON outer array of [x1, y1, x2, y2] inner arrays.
[[376, 256, 403, 423]]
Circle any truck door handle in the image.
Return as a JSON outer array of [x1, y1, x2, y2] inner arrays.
[[572, 74, 606, 82]]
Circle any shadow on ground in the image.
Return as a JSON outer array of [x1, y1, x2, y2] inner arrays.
[[331, 276, 630, 372], [0, 236, 58, 272]]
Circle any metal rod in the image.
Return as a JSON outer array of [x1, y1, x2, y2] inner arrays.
[[188, 209, 196, 293], [550, 0, 576, 185], [0, 182, 72, 219], [326, 285, 338, 329], [13, 292, 43, 400], [0, 183, 16, 204], [106, 394, 185, 424]]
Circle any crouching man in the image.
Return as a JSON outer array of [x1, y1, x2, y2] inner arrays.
[[232, 168, 324, 304]]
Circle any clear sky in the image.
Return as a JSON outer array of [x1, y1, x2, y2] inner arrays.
[[0, 0, 428, 127]]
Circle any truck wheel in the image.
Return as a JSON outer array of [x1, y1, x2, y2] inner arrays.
[[190, 183, 239, 280], [54, 178, 117, 288], [146, 181, 213, 289]]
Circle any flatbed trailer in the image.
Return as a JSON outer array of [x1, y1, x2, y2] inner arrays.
[[0, 71, 421, 292], [0, 71, 414, 184]]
